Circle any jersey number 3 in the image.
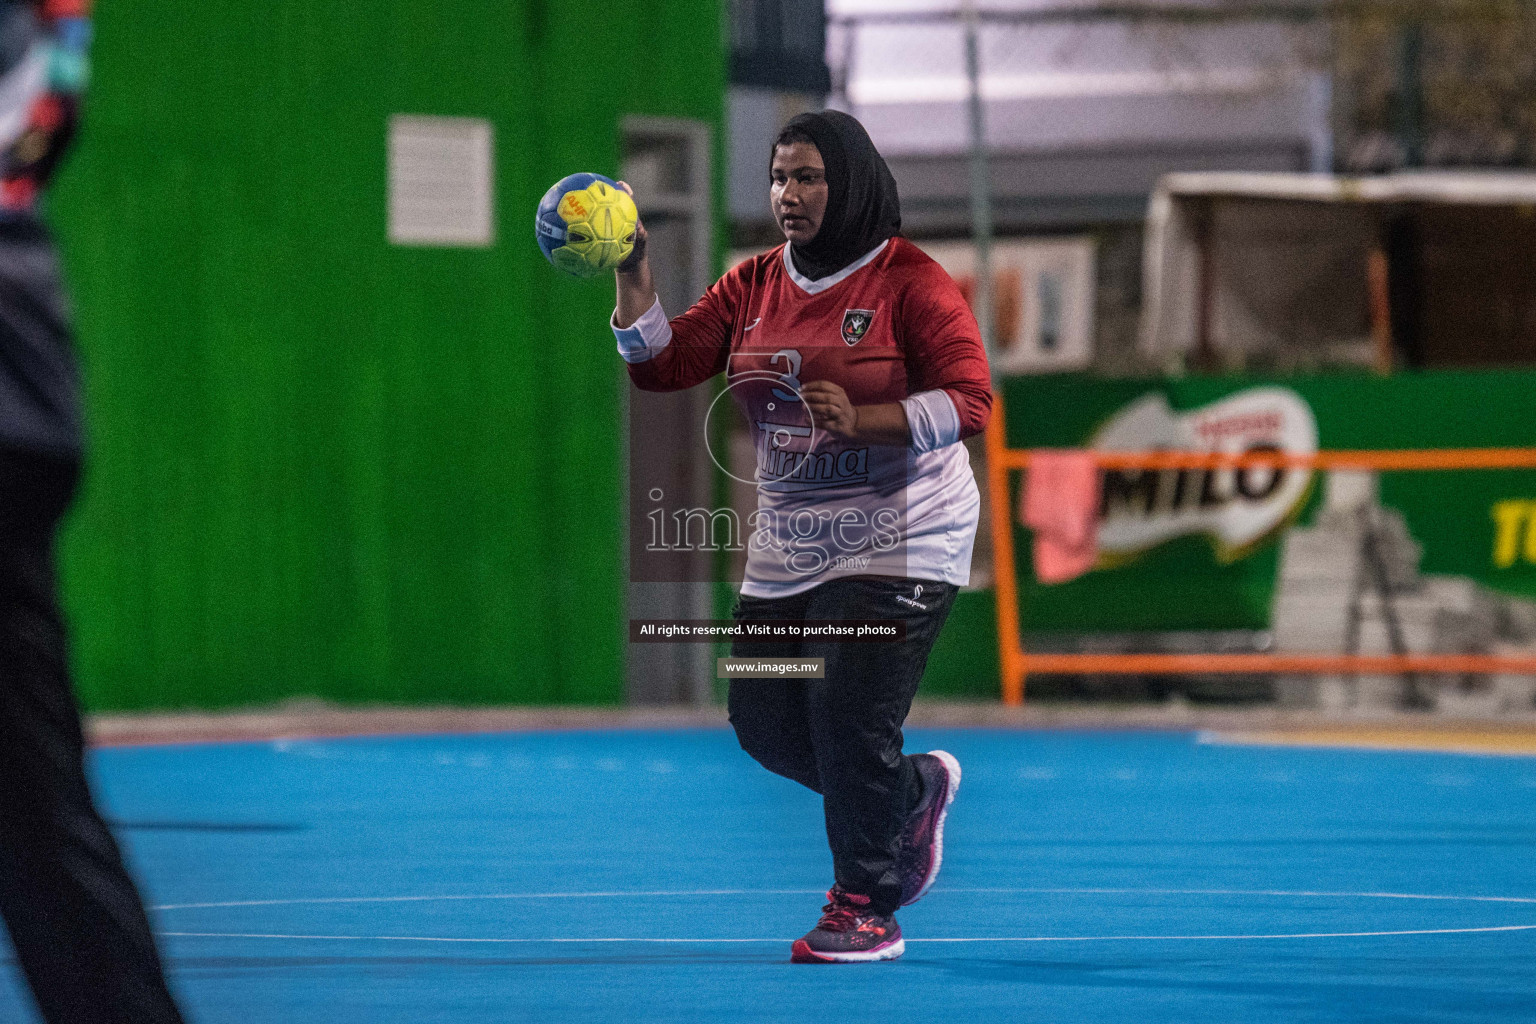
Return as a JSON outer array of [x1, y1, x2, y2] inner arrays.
[[770, 349, 802, 403]]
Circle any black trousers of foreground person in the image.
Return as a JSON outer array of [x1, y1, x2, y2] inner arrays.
[[0, 447, 186, 1024], [728, 575, 958, 916]]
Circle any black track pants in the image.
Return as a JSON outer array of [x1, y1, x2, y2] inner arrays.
[[727, 576, 957, 916], [0, 448, 185, 1024]]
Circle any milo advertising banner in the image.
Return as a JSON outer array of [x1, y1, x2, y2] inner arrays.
[[1093, 387, 1317, 568], [1002, 370, 1536, 632]]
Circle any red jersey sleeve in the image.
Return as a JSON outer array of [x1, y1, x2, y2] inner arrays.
[[619, 262, 748, 392], [897, 259, 993, 439]]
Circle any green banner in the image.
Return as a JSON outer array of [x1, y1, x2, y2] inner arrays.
[[1002, 369, 1536, 631]]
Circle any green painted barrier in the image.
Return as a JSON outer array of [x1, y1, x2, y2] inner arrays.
[[50, 0, 725, 711]]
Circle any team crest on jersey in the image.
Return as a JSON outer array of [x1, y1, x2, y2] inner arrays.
[[841, 309, 875, 346]]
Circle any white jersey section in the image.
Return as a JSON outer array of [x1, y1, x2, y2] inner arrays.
[[737, 375, 978, 596], [738, 438, 980, 598]]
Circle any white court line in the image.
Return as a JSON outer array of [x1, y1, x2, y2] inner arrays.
[[152, 886, 1536, 912], [920, 925, 1536, 941], [163, 933, 786, 943], [946, 887, 1536, 905], [160, 924, 1536, 944], [153, 889, 815, 911]]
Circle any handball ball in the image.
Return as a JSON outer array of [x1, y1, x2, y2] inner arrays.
[[535, 172, 639, 278]]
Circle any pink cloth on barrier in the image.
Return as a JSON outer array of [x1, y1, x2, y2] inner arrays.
[[1019, 449, 1101, 584]]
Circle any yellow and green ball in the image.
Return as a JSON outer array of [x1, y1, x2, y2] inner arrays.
[[535, 173, 639, 278]]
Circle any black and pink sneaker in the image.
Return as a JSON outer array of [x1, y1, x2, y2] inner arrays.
[[789, 887, 905, 963], [897, 750, 961, 907]]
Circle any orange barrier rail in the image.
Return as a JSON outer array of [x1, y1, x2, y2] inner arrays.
[[982, 393, 1536, 705], [989, 448, 1536, 472], [1020, 653, 1536, 676]]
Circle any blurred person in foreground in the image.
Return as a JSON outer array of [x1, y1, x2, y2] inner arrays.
[[611, 110, 990, 962], [0, 1, 186, 1020]]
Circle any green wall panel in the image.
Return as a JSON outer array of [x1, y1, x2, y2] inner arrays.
[[46, 1, 724, 710]]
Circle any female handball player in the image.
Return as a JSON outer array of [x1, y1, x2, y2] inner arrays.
[[611, 109, 991, 963]]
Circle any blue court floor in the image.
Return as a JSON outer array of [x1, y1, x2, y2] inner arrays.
[[5, 728, 1536, 1022]]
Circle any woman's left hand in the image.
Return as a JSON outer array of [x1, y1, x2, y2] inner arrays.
[[801, 380, 859, 439], [801, 381, 913, 445]]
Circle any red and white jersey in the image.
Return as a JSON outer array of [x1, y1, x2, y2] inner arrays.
[[615, 238, 992, 596]]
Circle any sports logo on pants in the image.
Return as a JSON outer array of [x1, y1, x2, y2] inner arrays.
[[842, 309, 874, 346]]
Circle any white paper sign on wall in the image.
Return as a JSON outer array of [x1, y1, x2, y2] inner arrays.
[[388, 115, 495, 248]]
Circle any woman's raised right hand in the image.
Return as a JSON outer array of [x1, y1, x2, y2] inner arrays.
[[615, 180, 648, 275]]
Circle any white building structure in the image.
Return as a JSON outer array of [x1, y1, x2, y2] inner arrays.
[[822, 0, 1333, 235]]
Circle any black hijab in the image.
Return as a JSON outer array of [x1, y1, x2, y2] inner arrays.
[[777, 110, 901, 282]]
